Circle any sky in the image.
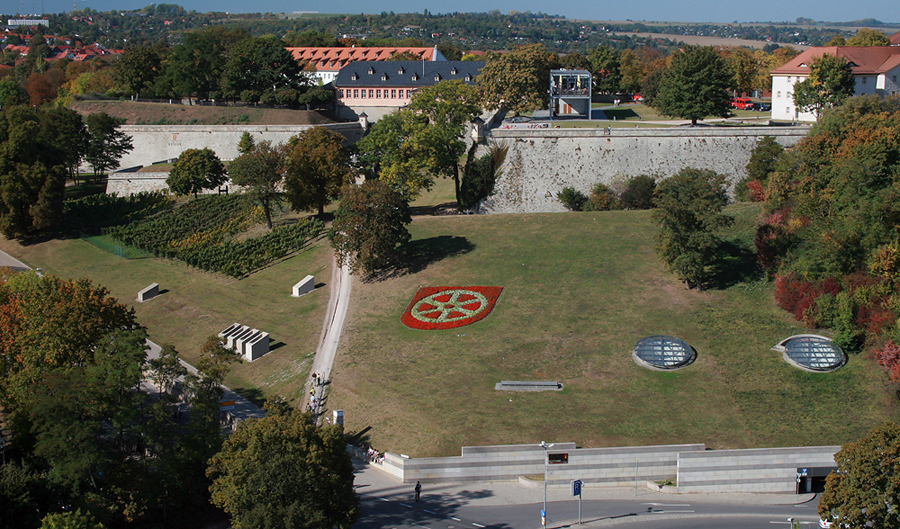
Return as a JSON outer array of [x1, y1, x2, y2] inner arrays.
[[3, 0, 900, 24]]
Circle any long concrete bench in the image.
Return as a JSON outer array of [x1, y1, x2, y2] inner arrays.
[[495, 381, 563, 391]]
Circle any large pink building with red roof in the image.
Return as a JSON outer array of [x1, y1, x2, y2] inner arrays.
[[285, 46, 446, 84]]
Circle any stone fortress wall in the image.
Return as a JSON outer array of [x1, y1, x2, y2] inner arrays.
[[479, 127, 810, 214], [106, 122, 365, 196]]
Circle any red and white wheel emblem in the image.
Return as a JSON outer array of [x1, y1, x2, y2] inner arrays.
[[401, 286, 503, 330]]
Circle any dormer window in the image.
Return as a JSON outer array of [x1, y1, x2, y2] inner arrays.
[[451, 68, 458, 75], [381, 74, 388, 81], [412, 73, 419, 81], [398, 67, 405, 74], [368, 67, 375, 75], [351, 73, 358, 81], [434, 74, 441, 81], [465, 75, 471, 81]]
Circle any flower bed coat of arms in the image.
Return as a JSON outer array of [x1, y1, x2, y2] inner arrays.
[[401, 286, 504, 330]]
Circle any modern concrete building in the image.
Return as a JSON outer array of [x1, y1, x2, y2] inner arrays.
[[333, 60, 484, 121], [771, 46, 900, 122], [550, 69, 591, 119], [286, 46, 446, 84]]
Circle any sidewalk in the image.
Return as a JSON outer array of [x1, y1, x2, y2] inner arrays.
[[351, 457, 815, 508], [0, 248, 31, 272]]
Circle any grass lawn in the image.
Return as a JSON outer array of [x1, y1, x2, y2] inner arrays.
[[329, 203, 898, 457], [593, 103, 770, 124], [0, 224, 333, 408]]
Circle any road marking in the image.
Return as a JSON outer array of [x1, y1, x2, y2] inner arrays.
[[450, 517, 461, 521], [400, 503, 413, 508], [378, 497, 390, 502], [642, 503, 691, 507], [424, 510, 436, 514], [473, 524, 486, 528], [651, 510, 695, 514]]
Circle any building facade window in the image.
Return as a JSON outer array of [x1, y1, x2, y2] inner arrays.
[[338, 89, 344, 98], [391, 89, 396, 98], [406, 90, 411, 98], [777, 91, 781, 98], [862, 77, 867, 84], [361, 89, 366, 98], [369, 89, 374, 98], [353, 89, 359, 98], [376, 90, 381, 98]]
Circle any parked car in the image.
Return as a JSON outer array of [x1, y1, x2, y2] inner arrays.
[[753, 102, 771, 111]]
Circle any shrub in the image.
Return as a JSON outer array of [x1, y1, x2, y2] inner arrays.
[[557, 187, 588, 211], [586, 183, 620, 211], [875, 340, 900, 380], [619, 174, 656, 210]]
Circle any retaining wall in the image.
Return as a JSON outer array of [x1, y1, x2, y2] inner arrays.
[[677, 446, 840, 493], [112, 122, 364, 173], [361, 442, 839, 494], [380, 442, 705, 485], [479, 127, 810, 214]]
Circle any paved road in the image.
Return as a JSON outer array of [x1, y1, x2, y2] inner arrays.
[[351, 460, 821, 529]]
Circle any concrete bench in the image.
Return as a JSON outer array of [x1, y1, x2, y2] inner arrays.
[[137, 283, 159, 302], [292, 275, 315, 297], [495, 381, 563, 391]]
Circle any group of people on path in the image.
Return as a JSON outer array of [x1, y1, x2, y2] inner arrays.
[[308, 372, 325, 413]]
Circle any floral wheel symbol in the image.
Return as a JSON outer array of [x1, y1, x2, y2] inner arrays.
[[411, 289, 489, 324]]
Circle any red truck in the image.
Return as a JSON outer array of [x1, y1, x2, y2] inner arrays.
[[730, 97, 753, 110]]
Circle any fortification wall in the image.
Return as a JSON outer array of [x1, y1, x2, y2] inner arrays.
[[479, 127, 809, 214], [104, 122, 363, 196], [113, 122, 364, 171]]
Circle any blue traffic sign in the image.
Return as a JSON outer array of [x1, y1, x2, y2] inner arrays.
[[572, 479, 582, 496]]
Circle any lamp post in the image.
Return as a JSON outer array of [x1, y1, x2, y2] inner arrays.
[[541, 441, 554, 528]]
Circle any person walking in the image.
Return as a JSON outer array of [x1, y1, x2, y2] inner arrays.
[[414, 481, 422, 502]]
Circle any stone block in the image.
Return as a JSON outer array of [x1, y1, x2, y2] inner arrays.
[[244, 332, 269, 361], [292, 275, 315, 297], [225, 325, 251, 349], [137, 283, 160, 302], [234, 329, 260, 358], [218, 323, 242, 344]]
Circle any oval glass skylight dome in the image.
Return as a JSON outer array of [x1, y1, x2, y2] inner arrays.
[[632, 335, 695, 371], [772, 335, 845, 372]]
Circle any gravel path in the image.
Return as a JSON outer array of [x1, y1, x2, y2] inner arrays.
[[309, 256, 351, 409]]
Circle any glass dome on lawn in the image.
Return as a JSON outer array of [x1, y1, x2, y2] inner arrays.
[[633, 335, 694, 370], [774, 335, 845, 372]]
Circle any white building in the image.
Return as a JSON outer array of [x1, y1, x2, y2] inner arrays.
[[771, 45, 900, 122]]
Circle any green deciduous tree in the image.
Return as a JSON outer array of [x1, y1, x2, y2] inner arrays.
[[39, 509, 106, 529], [0, 106, 73, 238], [229, 140, 284, 229], [793, 54, 855, 117], [166, 148, 227, 198], [652, 168, 733, 289], [164, 27, 248, 104], [113, 43, 163, 99], [818, 422, 900, 529], [478, 43, 555, 113], [85, 112, 133, 178], [208, 403, 359, 529], [328, 180, 411, 276], [406, 80, 482, 204], [653, 46, 734, 126], [355, 110, 431, 199], [283, 127, 353, 216], [220, 35, 308, 104], [588, 46, 621, 94], [847, 28, 891, 46]]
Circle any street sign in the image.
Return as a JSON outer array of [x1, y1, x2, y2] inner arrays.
[[220, 400, 236, 411], [571, 479, 582, 496]]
